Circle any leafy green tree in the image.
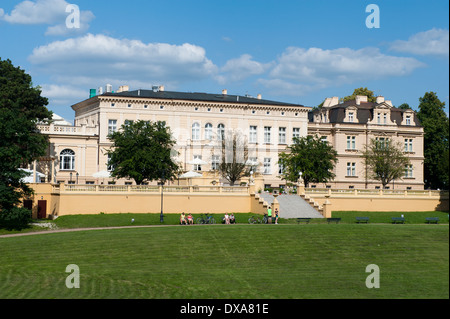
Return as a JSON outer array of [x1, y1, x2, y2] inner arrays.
[[0, 58, 52, 229], [398, 103, 411, 110], [279, 135, 338, 187], [362, 138, 411, 189], [106, 120, 180, 185], [416, 92, 449, 189], [343, 87, 377, 103]]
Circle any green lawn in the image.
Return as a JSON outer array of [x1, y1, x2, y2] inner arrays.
[[0, 222, 448, 299]]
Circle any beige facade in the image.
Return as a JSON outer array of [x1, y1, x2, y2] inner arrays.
[[308, 95, 424, 190], [36, 86, 310, 188], [33, 87, 424, 190]]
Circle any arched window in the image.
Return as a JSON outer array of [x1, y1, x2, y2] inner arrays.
[[60, 149, 75, 170], [205, 123, 213, 140], [217, 124, 225, 141], [192, 122, 200, 140]]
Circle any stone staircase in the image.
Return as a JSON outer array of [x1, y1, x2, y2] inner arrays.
[[257, 192, 324, 219]]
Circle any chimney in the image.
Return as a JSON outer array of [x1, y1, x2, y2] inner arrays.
[[376, 96, 385, 104], [257, 94, 262, 100], [117, 85, 129, 93], [355, 95, 368, 105], [106, 84, 113, 93], [158, 85, 165, 92], [222, 89, 227, 95]]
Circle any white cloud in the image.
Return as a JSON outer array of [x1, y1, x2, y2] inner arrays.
[[0, 0, 94, 35], [29, 33, 218, 90], [390, 28, 449, 57], [262, 46, 425, 95], [217, 54, 272, 84]]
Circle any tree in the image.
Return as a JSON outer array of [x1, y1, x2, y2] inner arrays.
[[362, 138, 411, 189], [106, 120, 180, 185], [217, 130, 250, 186], [416, 92, 449, 190], [0, 58, 52, 229], [397, 103, 411, 110], [279, 135, 338, 187], [343, 87, 377, 103]]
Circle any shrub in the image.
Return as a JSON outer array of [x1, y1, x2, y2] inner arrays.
[[0, 207, 32, 230]]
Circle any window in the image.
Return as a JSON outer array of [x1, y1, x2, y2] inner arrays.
[[124, 120, 133, 126], [293, 128, 300, 140], [278, 163, 284, 175], [193, 155, 202, 171], [404, 139, 413, 152], [376, 137, 389, 149], [348, 112, 354, 122], [346, 162, 356, 176], [211, 155, 220, 170], [205, 123, 213, 140], [217, 124, 225, 141], [111, 103, 115, 107], [278, 127, 286, 144], [406, 115, 411, 125], [192, 123, 200, 140], [249, 126, 257, 144], [377, 113, 381, 124], [347, 136, 356, 150], [320, 136, 328, 143], [404, 165, 413, 178], [263, 158, 271, 174], [248, 157, 258, 172], [264, 126, 271, 144], [107, 154, 114, 172], [383, 113, 387, 124], [108, 119, 117, 134], [60, 149, 75, 171], [128, 104, 132, 108]]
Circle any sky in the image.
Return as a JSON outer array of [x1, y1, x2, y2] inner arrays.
[[0, 0, 448, 122]]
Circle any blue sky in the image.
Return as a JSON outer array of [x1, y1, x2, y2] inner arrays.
[[1, 0, 448, 122]]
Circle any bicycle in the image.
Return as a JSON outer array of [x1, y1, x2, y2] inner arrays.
[[248, 215, 262, 224], [196, 213, 216, 224]]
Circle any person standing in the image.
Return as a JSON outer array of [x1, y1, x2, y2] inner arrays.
[[274, 208, 279, 224], [267, 206, 272, 224]]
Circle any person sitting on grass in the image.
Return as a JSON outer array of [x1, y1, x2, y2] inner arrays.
[[230, 213, 236, 224], [224, 213, 230, 224], [180, 212, 187, 225], [187, 213, 194, 225]]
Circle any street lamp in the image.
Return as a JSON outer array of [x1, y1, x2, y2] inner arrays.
[[160, 167, 165, 223], [298, 171, 303, 186]]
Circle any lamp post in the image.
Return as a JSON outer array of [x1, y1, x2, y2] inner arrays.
[[160, 167, 165, 223], [298, 171, 303, 186], [76, 172, 79, 184], [69, 172, 72, 184]]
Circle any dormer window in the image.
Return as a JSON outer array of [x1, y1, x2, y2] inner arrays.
[[349, 112, 354, 122], [406, 115, 411, 125]]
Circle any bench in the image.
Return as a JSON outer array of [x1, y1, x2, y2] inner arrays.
[[327, 218, 341, 224], [356, 217, 369, 224], [426, 217, 439, 224], [297, 218, 311, 224], [391, 217, 405, 224]]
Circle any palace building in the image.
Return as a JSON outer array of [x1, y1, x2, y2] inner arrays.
[[32, 85, 424, 190]]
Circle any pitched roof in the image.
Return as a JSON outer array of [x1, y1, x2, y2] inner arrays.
[[101, 89, 306, 107]]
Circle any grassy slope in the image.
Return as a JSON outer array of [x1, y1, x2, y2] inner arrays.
[[0, 224, 448, 299]]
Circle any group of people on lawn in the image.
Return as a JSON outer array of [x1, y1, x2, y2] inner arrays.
[[179, 208, 279, 225], [179, 212, 236, 225]]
